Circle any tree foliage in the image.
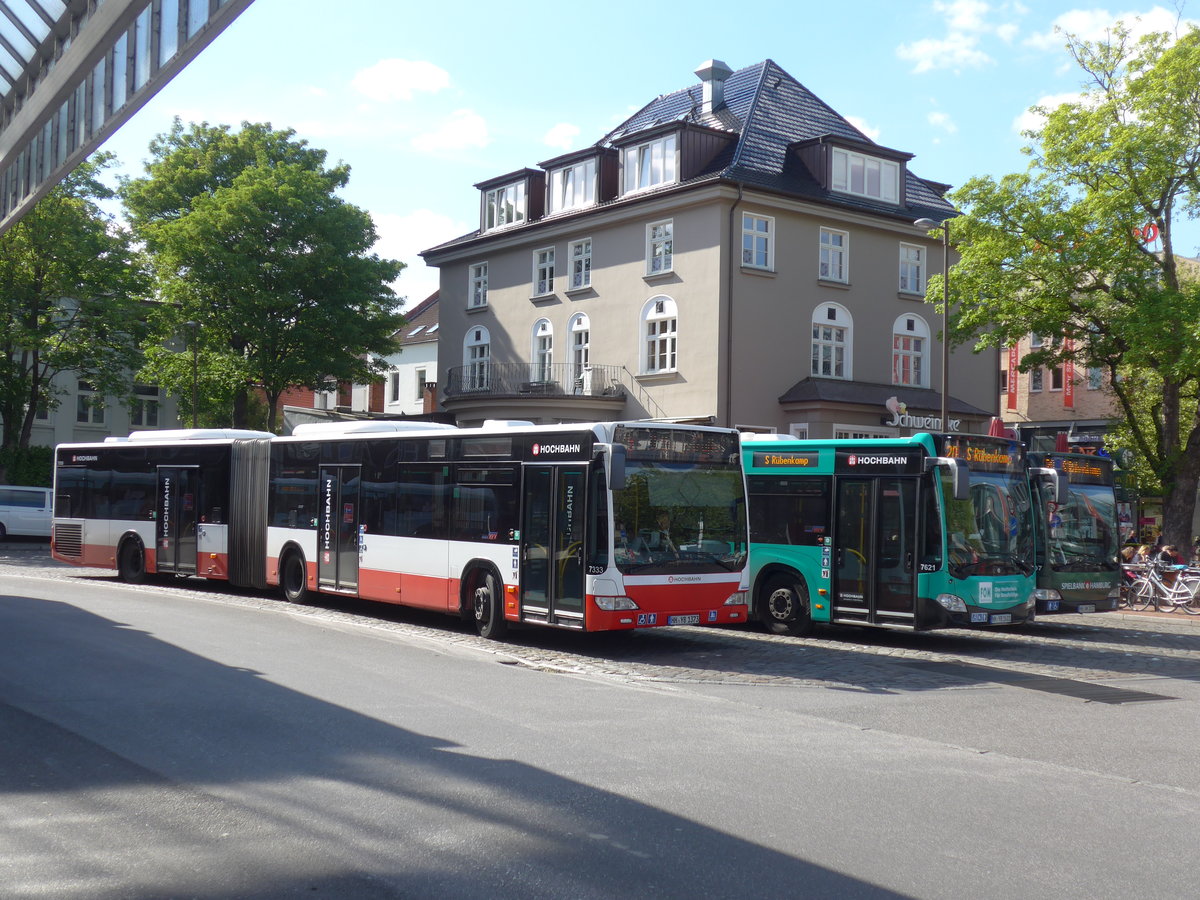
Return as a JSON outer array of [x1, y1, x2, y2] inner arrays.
[[122, 120, 405, 432], [0, 153, 147, 463], [941, 23, 1200, 546]]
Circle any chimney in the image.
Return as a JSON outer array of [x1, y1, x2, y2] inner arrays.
[[694, 59, 733, 114]]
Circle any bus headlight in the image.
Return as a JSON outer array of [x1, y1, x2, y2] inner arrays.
[[1035, 588, 1062, 601], [935, 593, 968, 613], [724, 591, 748, 607], [594, 595, 638, 611]]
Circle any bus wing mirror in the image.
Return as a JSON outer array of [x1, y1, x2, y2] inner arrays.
[[927, 457, 969, 501], [1031, 467, 1068, 505], [596, 443, 627, 491]]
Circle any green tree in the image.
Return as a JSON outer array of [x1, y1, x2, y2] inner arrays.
[[122, 120, 405, 432], [0, 153, 147, 473], [941, 23, 1200, 548]]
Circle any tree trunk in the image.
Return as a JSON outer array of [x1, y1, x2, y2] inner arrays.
[[232, 386, 249, 430]]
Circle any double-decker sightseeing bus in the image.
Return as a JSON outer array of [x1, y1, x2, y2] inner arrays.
[[53, 420, 749, 638], [741, 432, 1054, 635], [1028, 451, 1121, 614]]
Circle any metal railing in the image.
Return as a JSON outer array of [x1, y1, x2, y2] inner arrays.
[[443, 363, 628, 400]]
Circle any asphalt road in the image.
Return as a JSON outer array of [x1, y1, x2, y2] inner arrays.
[[2, 548, 1198, 899]]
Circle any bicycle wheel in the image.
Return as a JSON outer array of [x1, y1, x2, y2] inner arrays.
[[1127, 577, 1155, 611], [1183, 585, 1200, 615], [1155, 586, 1187, 613]]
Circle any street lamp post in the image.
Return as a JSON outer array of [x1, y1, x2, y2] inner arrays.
[[913, 217, 950, 430], [184, 321, 199, 428]]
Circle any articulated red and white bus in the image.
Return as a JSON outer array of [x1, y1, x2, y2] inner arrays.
[[52, 420, 750, 638]]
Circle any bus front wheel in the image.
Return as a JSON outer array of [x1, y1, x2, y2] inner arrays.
[[760, 575, 812, 637], [117, 540, 147, 584], [472, 570, 508, 640], [282, 552, 313, 604]]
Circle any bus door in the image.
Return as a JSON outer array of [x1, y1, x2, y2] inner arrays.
[[317, 465, 361, 593], [833, 477, 918, 625], [521, 465, 586, 624], [156, 466, 198, 575]]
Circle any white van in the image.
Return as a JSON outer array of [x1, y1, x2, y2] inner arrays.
[[0, 485, 52, 539]]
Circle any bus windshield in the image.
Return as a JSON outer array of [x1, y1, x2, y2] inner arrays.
[[1045, 481, 1119, 572], [942, 468, 1035, 579], [613, 459, 747, 574]]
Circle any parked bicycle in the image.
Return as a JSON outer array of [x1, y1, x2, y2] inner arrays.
[[1123, 562, 1200, 614]]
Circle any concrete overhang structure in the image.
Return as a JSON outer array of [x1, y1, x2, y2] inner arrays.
[[0, 0, 254, 236]]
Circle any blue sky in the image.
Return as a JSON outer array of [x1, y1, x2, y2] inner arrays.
[[95, 0, 1200, 309]]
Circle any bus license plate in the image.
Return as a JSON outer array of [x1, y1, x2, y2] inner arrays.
[[1078, 604, 1096, 613], [990, 614, 1012, 625], [668, 614, 700, 626]]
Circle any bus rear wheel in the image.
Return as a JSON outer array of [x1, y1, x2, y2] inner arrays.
[[472, 570, 507, 640], [282, 552, 313, 604], [117, 540, 147, 584], [760, 574, 812, 637]]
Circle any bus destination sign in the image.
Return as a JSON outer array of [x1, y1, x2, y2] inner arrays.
[[940, 435, 1024, 473], [752, 451, 820, 469]]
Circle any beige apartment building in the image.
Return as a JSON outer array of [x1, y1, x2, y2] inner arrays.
[[421, 59, 998, 436]]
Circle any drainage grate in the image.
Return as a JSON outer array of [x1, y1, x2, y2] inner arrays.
[[899, 660, 1176, 704]]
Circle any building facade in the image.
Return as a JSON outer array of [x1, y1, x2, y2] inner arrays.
[[421, 58, 997, 435]]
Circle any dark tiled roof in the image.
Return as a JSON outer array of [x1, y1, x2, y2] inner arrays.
[[778, 378, 992, 418], [421, 59, 955, 258], [394, 291, 439, 346]]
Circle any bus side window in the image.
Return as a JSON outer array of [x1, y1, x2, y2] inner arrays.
[[920, 482, 943, 569]]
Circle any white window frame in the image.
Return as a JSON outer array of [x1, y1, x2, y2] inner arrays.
[[831, 147, 900, 204], [623, 133, 678, 194], [788, 423, 810, 439], [899, 243, 925, 294], [1088, 367, 1104, 390], [76, 381, 105, 424], [742, 213, 774, 270], [548, 158, 597, 214], [533, 246, 555, 296], [646, 220, 673, 275], [569, 313, 591, 382], [1050, 366, 1064, 392], [469, 262, 488, 308], [483, 182, 526, 230], [532, 319, 554, 382], [464, 326, 491, 391], [835, 424, 896, 439], [568, 238, 592, 290], [642, 295, 678, 375], [414, 367, 427, 403], [819, 227, 848, 282], [811, 302, 852, 380], [388, 370, 401, 403], [1030, 368, 1043, 392], [891, 314, 929, 388], [130, 383, 160, 427]]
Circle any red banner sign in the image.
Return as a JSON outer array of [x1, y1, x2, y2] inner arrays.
[[1007, 345, 1018, 410]]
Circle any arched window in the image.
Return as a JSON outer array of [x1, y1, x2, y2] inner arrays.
[[892, 314, 930, 387], [569, 313, 591, 382], [811, 302, 852, 380], [642, 295, 678, 374], [532, 319, 554, 382], [463, 325, 491, 391]]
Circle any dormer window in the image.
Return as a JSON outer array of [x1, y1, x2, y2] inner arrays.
[[548, 158, 597, 214], [831, 147, 899, 204], [623, 133, 677, 194], [483, 182, 526, 230]]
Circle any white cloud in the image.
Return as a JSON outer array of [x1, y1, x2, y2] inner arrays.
[[1012, 91, 1088, 133], [543, 123, 581, 150], [410, 109, 490, 153], [897, 32, 994, 72], [897, 0, 1030, 71], [372, 209, 469, 306], [1026, 6, 1198, 51], [351, 59, 450, 103], [845, 115, 882, 142], [928, 110, 959, 133]]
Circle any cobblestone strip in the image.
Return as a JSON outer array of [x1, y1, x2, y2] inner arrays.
[[4, 559, 1199, 691]]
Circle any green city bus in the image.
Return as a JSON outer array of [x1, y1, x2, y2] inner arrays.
[[1029, 451, 1121, 614], [741, 432, 1057, 634]]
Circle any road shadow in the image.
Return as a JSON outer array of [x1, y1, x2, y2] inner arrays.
[[0, 589, 911, 900]]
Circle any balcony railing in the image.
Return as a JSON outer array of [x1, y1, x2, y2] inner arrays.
[[443, 363, 627, 400]]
